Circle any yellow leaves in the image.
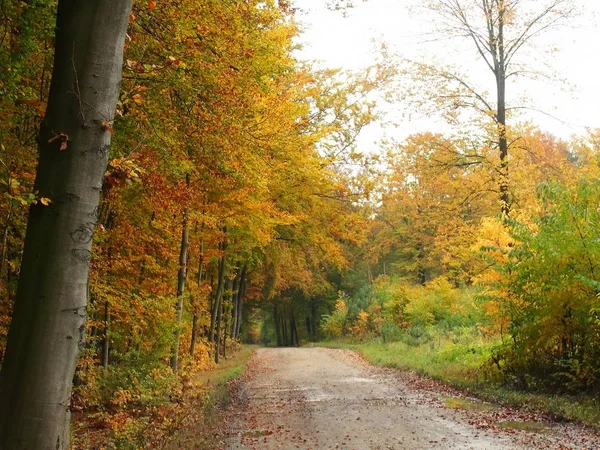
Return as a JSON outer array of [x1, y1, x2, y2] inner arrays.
[[37, 197, 52, 206], [334, 297, 348, 314], [473, 217, 513, 254], [111, 388, 132, 409], [132, 93, 144, 104]]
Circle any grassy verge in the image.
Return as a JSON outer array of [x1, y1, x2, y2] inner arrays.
[[318, 338, 600, 429], [72, 345, 257, 449], [163, 344, 257, 450]]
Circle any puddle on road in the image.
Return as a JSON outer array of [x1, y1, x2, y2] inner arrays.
[[497, 420, 551, 433], [338, 376, 376, 383], [444, 396, 499, 411], [248, 386, 312, 393]]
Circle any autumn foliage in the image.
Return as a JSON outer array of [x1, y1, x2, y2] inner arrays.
[[1, 0, 600, 446]]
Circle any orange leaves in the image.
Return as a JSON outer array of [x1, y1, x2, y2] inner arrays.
[[48, 132, 69, 150], [131, 93, 144, 104], [102, 120, 114, 135], [165, 56, 180, 66], [148, 0, 156, 11]]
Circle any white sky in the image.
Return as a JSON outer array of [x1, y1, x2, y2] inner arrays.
[[292, 0, 600, 149]]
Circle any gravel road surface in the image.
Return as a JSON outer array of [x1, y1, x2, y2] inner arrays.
[[223, 347, 599, 450]]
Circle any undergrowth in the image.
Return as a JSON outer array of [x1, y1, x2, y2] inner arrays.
[[71, 345, 256, 449]]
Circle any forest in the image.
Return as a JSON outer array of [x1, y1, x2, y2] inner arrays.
[[0, 0, 599, 448]]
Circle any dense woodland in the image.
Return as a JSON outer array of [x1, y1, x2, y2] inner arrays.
[[1, 0, 599, 448]]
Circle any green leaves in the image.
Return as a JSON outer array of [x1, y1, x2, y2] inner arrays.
[[500, 179, 600, 392]]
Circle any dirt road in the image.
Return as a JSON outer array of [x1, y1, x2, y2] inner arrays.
[[223, 347, 599, 450]]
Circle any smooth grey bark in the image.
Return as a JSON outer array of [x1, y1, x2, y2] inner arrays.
[[0, 1, 132, 448]]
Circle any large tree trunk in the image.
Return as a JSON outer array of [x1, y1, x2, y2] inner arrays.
[[0, 1, 132, 448]]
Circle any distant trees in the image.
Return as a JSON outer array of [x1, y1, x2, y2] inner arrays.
[[403, 0, 575, 214]]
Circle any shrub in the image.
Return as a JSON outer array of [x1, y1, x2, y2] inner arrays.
[[497, 180, 600, 392]]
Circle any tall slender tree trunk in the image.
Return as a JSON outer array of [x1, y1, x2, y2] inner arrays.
[[282, 311, 289, 346], [189, 231, 205, 356], [484, 0, 510, 216], [189, 313, 199, 356], [222, 278, 233, 359], [0, 205, 13, 283], [234, 268, 247, 339], [274, 306, 282, 346], [311, 301, 317, 342], [496, 34, 509, 216], [230, 270, 241, 338], [291, 316, 299, 347], [101, 301, 110, 370], [171, 178, 190, 372], [215, 301, 223, 364], [0, 1, 132, 447], [209, 230, 227, 342]]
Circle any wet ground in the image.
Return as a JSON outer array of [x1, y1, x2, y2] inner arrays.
[[222, 347, 600, 450]]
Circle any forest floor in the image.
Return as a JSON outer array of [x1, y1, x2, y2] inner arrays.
[[218, 347, 600, 450]]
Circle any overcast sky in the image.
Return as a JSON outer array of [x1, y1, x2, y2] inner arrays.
[[292, 0, 600, 149]]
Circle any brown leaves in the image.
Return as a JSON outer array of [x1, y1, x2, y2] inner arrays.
[[48, 133, 69, 151], [131, 94, 144, 105], [102, 121, 115, 135]]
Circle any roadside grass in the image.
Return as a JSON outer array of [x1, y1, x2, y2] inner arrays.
[[163, 344, 257, 450], [195, 344, 256, 389], [72, 345, 257, 450], [317, 338, 600, 429]]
